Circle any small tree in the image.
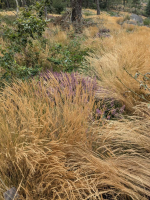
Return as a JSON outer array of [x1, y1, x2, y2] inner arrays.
[[146, 0, 150, 16]]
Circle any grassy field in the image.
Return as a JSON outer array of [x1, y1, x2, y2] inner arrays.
[[0, 9, 150, 200]]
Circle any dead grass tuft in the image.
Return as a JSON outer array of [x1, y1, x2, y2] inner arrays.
[[0, 75, 150, 199], [85, 29, 150, 111]]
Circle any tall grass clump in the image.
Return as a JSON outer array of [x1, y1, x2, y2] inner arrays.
[[85, 30, 150, 112], [0, 72, 150, 199], [116, 14, 130, 25]]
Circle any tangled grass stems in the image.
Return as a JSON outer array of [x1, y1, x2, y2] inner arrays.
[[0, 74, 150, 199]]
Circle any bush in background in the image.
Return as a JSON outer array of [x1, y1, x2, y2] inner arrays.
[[144, 17, 150, 25]]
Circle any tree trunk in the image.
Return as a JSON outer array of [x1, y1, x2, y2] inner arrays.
[[22, 0, 27, 6], [86, 0, 89, 8], [71, 0, 83, 23], [106, 0, 108, 10], [6, 0, 10, 8], [45, 6, 48, 20], [96, 0, 100, 15], [15, 0, 19, 16], [123, 0, 126, 7]]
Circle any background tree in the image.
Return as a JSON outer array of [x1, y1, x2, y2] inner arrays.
[[146, 0, 150, 16], [96, 0, 100, 15], [0, 0, 5, 9], [71, 0, 83, 23], [15, 0, 19, 16]]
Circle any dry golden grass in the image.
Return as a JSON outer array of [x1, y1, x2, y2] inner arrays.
[[122, 23, 136, 31], [85, 27, 150, 111], [0, 11, 15, 16], [83, 26, 99, 38], [45, 24, 68, 44], [0, 10, 150, 199], [0, 38, 5, 55], [0, 75, 150, 199], [0, 38, 6, 76], [87, 12, 122, 31]]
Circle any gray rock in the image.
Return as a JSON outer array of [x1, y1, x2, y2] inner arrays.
[[130, 14, 143, 24], [124, 20, 137, 25], [3, 187, 20, 200]]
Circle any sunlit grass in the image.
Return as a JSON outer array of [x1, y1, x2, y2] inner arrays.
[[0, 9, 150, 200], [85, 28, 150, 111], [0, 76, 150, 199]]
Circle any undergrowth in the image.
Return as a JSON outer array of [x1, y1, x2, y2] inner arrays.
[[0, 8, 89, 86], [0, 7, 150, 200]]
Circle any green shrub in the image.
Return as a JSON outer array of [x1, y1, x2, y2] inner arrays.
[[0, 11, 90, 86], [0, 4, 92, 87], [2, 8, 46, 46], [144, 17, 150, 25], [0, 8, 47, 84], [47, 38, 90, 72], [107, 11, 118, 16]]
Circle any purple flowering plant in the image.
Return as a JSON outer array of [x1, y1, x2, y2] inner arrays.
[[95, 99, 125, 120], [36, 71, 98, 108], [36, 71, 125, 120]]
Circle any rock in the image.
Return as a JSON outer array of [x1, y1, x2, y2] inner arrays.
[[3, 187, 20, 200], [124, 20, 137, 25], [130, 14, 143, 24]]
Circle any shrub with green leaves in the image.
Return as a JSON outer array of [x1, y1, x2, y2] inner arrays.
[[0, 8, 47, 84], [0, 3, 92, 87], [3, 10, 46, 46], [47, 38, 89, 72], [144, 17, 150, 26], [107, 11, 118, 16]]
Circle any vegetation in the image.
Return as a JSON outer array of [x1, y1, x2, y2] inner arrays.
[[0, 1, 150, 200], [146, 0, 150, 16], [144, 16, 150, 24], [132, 0, 141, 12]]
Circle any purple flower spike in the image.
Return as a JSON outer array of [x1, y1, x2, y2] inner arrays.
[[120, 105, 125, 113], [111, 109, 116, 116], [96, 109, 103, 115], [107, 115, 111, 120]]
